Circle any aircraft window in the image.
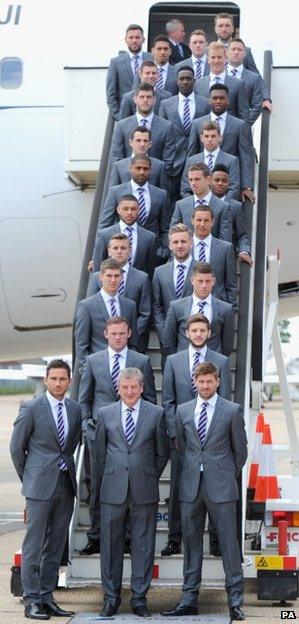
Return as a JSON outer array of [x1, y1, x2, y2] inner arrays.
[[0, 57, 23, 89]]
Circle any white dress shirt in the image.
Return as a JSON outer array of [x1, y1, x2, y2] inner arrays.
[[193, 233, 212, 262], [107, 346, 128, 374], [194, 391, 218, 442], [156, 62, 170, 88], [227, 63, 243, 79], [190, 292, 212, 321], [211, 110, 227, 135], [46, 390, 69, 438], [119, 220, 137, 264], [193, 190, 212, 208], [178, 91, 196, 125], [203, 147, 220, 170], [188, 343, 207, 374], [192, 54, 207, 76], [121, 399, 141, 432], [209, 71, 226, 87], [100, 287, 120, 316], [136, 111, 154, 129], [121, 263, 130, 287], [131, 180, 151, 219], [173, 255, 193, 288]]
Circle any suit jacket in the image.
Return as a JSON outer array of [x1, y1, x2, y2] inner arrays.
[[244, 46, 270, 101], [171, 194, 232, 242], [111, 114, 176, 174], [158, 93, 210, 176], [176, 396, 247, 503], [225, 197, 251, 255], [180, 149, 240, 199], [169, 41, 191, 65], [152, 258, 197, 343], [204, 236, 238, 308], [86, 267, 152, 338], [158, 63, 179, 95], [163, 294, 235, 356], [94, 399, 169, 504], [109, 156, 170, 193], [99, 182, 170, 251], [163, 347, 232, 437], [75, 292, 138, 373], [237, 67, 263, 125], [10, 393, 81, 500], [106, 51, 153, 120], [92, 222, 155, 273], [175, 57, 210, 77], [79, 349, 156, 440], [187, 113, 254, 188], [119, 88, 172, 119], [194, 75, 249, 121]]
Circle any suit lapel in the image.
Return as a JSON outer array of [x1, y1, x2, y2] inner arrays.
[[96, 293, 110, 322], [101, 350, 115, 394], [123, 52, 134, 78], [203, 395, 222, 445], [209, 236, 219, 267], [117, 402, 128, 445], [130, 400, 146, 446], [42, 394, 62, 447], [124, 267, 134, 295], [165, 262, 176, 298], [183, 259, 195, 295], [64, 398, 73, 447], [185, 399, 201, 445], [182, 350, 194, 394]]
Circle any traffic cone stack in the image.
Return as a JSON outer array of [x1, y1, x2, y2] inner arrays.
[[247, 412, 265, 500], [254, 424, 280, 502]]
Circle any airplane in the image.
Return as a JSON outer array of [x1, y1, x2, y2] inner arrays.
[[1, 0, 298, 362]]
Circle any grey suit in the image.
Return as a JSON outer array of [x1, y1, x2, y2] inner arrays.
[[111, 114, 176, 174], [75, 292, 138, 372], [10, 393, 81, 606], [187, 113, 254, 188], [158, 94, 210, 176], [237, 67, 263, 124], [86, 267, 152, 351], [225, 197, 251, 255], [181, 149, 240, 199], [175, 57, 210, 77], [194, 75, 249, 121], [157, 63, 179, 95], [171, 194, 232, 242], [119, 88, 172, 118], [176, 396, 247, 609], [94, 399, 169, 608], [109, 155, 169, 192], [106, 51, 153, 120], [207, 236, 238, 308], [79, 349, 156, 541], [163, 294, 235, 356], [152, 259, 197, 343], [92, 223, 155, 273], [244, 46, 271, 101]]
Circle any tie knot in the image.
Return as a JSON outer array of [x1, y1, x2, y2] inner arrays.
[[138, 186, 144, 194], [184, 97, 189, 103], [110, 297, 116, 304], [114, 353, 120, 361], [201, 401, 208, 409], [126, 407, 134, 416], [214, 76, 221, 83], [196, 198, 205, 207], [196, 59, 201, 66], [140, 118, 147, 127], [126, 226, 133, 232], [177, 263, 186, 270], [58, 402, 63, 410], [198, 300, 206, 309]]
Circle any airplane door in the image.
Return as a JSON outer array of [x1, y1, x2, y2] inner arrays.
[[0, 217, 82, 330]]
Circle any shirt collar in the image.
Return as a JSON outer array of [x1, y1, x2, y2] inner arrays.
[[156, 61, 169, 71], [131, 179, 149, 192], [210, 70, 226, 82], [192, 53, 207, 64], [121, 398, 141, 412], [196, 391, 218, 409], [128, 51, 142, 61], [192, 292, 212, 305], [46, 390, 65, 409], [193, 190, 212, 204], [119, 219, 137, 232], [204, 147, 220, 158], [227, 63, 243, 75], [174, 255, 193, 269], [211, 110, 227, 122], [100, 287, 119, 304], [193, 232, 212, 246], [122, 262, 130, 274], [178, 91, 195, 103], [136, 111, 154, 125], [108, 346, 127, 359], [189, 343, 207, 358]]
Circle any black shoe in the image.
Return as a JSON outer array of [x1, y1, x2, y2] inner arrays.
[[162, 605, 198, 616], [209, 534, 222, 557], [230, 606, 245, 621], [132, 606, 151, 617], [124, 539, 131, 554], [79, 539, 100, 555], [24, 603, 50, 620], [161, 540, 181, 556], [100, 603, 118, 617], [43, 600, 75, 616]]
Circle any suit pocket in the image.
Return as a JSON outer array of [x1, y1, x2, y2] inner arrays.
[[26, 461, 46, 469], [217, 461, 235, 472], [103, 466, 114, 475]]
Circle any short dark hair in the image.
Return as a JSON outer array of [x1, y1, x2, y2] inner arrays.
[[211, 163, 229, 175], [189, 29, 207, 40], [134, 82, 155, 97], [194, 362, 219, 380], [201, 121, 221, 135], [108, 233, 130, 246], [191, 262, 215, 277], [177, 65, 194, 77], [130, 125, 152, 141], [209, 83, 229, 96], [46, 359, 71, 379], [152, 35, 171, 47], [100, 258, 122, 274], [126, 24, 144, 35], [118, 194, 139, 206], [188, 162, 210, 177], [105, 316, 130, 329], [186, 314, 211, 331], [214, 12, 234, 26], [131, 153, 151, 166], [192, 205, 214, 220], [229, 37, 245, 48], [140, 60, 157, 71]]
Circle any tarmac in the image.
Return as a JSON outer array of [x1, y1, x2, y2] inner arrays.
[[0, 394, 298, 623]]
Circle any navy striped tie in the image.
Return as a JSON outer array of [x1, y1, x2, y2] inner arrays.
[[198, 241, 206, 262], [195, 59, 202, 80], [230, 68, 238, 78], [109, 297, 117, 317], [125, 408, 135, 445], [118, 276, 125, 296], [57, 402, 67, 471], [207, 153, 214, 172], [195, 198, 206, 208], [191, 351, 201, 395], [198, 401, 208, 444], [133, 55, 139, 75], [198, 300, 206, 313], [214, 76, 221, 84], [175, 264, 186, 298], [137, 187, 147, 225], [182, 98, 191, 134], [156, 67, 164, 90], [140, 118, 148, 128], [125, 226, 133, 264], [111, 353, 120, 396]]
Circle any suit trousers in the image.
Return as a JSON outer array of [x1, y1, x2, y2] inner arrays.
[[86, 435, 101, 541], [100, 491, 157, 607], [21, 472, 74, 605], [168, 444, 182, 543], [180, 474, 244, 609]]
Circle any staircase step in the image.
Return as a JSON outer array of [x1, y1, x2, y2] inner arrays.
[[77, 500, 169, 527]]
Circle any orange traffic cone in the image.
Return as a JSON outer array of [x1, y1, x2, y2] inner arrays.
[[248, 413, 265, 493], [254, 424, 280, 502]]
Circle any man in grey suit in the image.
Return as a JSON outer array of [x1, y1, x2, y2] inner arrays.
[[75, 258, 138, 373], [180, 120, 240, 199], [161, 314, 231, 557], [187, 84, 255, 203], [162, 362, 247, 620], [109, 126, 169, 192], [92, 195, 155, 273], [10, 359, 81, 620], [99, 155, 170, 259], [119, 61, 172, 119], [227, 39, 263, 125], [106, 24, 152, 120], [175, 29, 210, 78], [211, 164, 252, 265], [78, 317, 156, 556], [191, 206, 238, 309], [171, 162, 232, 242], [94, 368, 169, 617], [151, 35, 179, 95], [111, 82, 176, 174], [194, 42, 249, 122], [158, 66, 210, 186], [87, 233, 151, 352], [163, 262, 235, 356]]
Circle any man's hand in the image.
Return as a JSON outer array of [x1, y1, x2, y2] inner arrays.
[[242, 188, 255, 203], [262, 99, 273, 113], [87, 259, 94, 272], [239, 252, 253, 266]]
